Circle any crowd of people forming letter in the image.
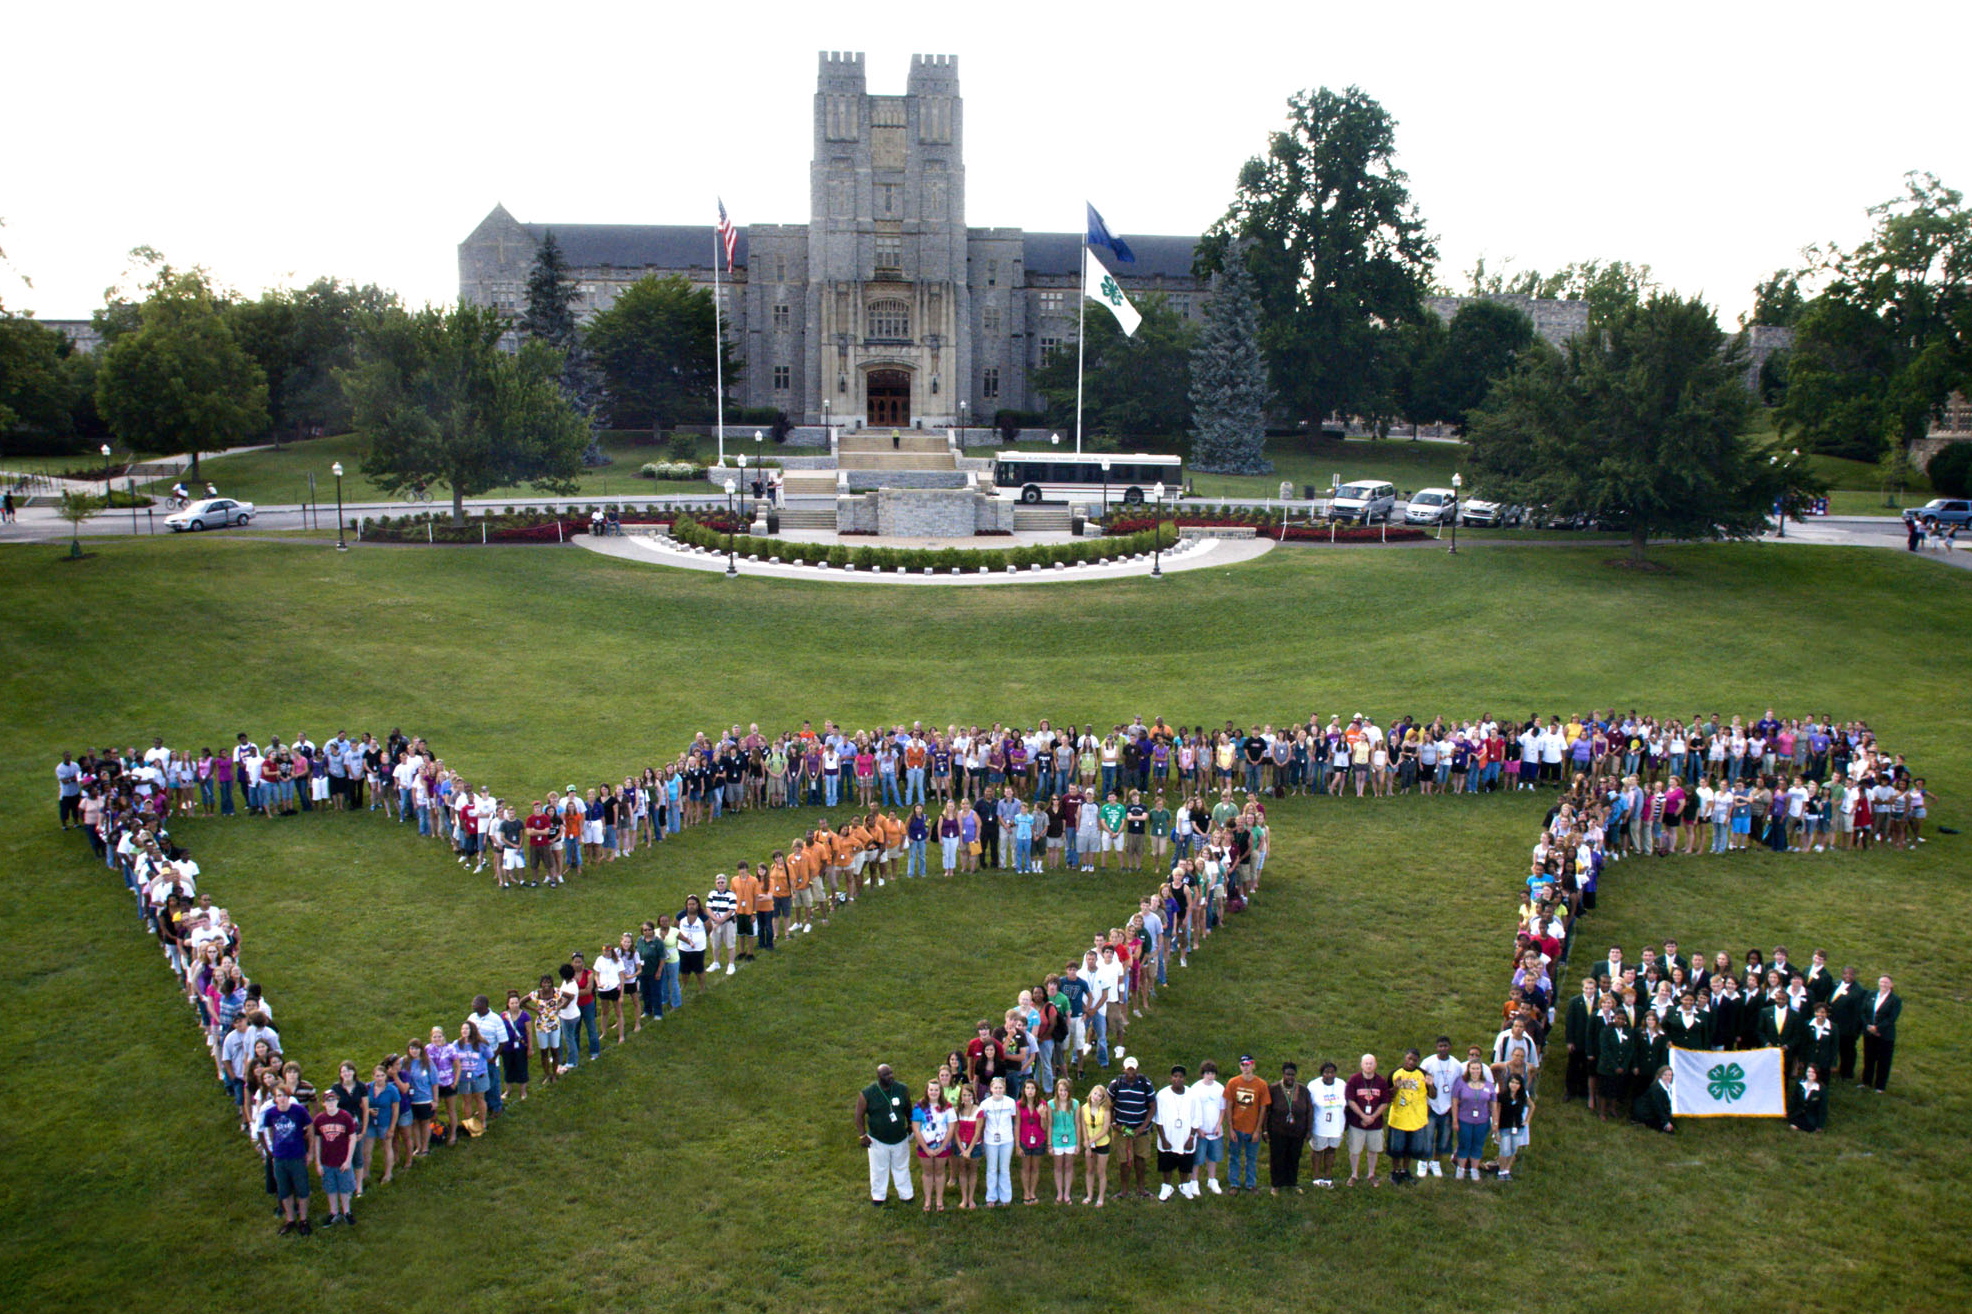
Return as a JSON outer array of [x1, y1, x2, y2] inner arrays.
[[56, 706, 1919, 1230]]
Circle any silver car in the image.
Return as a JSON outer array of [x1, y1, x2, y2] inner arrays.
[[1459, 497, 1525, 528], [164, 497, 255, 532]]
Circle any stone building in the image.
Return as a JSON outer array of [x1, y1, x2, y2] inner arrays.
[[1423, 294, 1590, 348], [459, 52, 1207, 429]]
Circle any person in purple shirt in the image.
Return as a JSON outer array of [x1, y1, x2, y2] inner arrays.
[[1447, 1059, 1497, 1180], [426, 1027, 461, 1144], [260, 1086, 315, 1234]]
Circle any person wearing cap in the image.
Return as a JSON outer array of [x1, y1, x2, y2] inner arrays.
[[311, 1084, 360, 1226], [1108, 1056, 1156, 1198], [1153, 1065, 1200, 1200], [1263, 1061, 1313, 1194], [1223, 1054, 1271, 1192]]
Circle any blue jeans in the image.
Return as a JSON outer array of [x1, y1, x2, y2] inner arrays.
[[1035, 769, 1053, 802], [1428, 1109, 1454, 1158], [218, 778, 234, 815], [907, 838, 926, 877], [1065, 832, 1079, 867], [1014, 836, 1032, 870], [485, 1060, 504, 1114], [905, 768, 925, 805], [984, 1141, 1013, 1204], [1088, 1009, 1109, 1066], [564, 1003, 599, 1066], [1244, 763, 1262, 794], [417, 803, 431, 835], [662, 959, 682, 1010], [1229, 1130, 1260, 1189], [880, 773, 900, 806], [1101, 765, 1117, 796], [1037, 1038, 1056, 1091], [1456, 1120, 1489, 1161], [825, 774, 840, 807], [640, 975, 664, 1018]]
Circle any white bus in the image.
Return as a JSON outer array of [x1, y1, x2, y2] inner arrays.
[[991, 451, 1184, 506]]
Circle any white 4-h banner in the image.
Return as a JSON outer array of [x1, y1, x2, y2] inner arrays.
[[1084, 250, 1142, 337], [1669, 1045, 1787, 1117]]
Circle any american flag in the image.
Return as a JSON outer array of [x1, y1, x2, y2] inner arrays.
[[715, 198, 738, 272]]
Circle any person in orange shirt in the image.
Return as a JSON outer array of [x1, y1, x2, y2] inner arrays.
[[1222, 1055, 1272, 1192], [878, 810, 906, 882], [809, 826, 839, 907], [758, 853, 785, 951], [730, 863, 762, 962], [841, 820, 869, 900]]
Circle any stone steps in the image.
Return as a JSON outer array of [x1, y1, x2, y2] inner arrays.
[[838, 434, 952, 456], [1012, 506, 1073, 532], [838, 452, 957, 471], [774, 508, 837, 530], [780, 471, 840, 494]]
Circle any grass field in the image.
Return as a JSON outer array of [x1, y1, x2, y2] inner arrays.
[[1, 537, 1968, 1312]]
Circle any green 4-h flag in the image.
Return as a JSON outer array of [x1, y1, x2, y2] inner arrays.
[[1669, 1045, 1786, 1117], [1084, 250, 1141, 338]]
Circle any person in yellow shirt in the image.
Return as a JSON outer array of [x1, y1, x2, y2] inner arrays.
[[1385, 1047, 1433, 1184]]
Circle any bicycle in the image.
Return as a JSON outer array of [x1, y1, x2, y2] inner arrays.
[[166, 494, 191, 511], [401, 485, 434, 505]]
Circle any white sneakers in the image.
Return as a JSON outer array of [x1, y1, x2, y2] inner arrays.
[[1180, 1181, 1199, 1199], [1158, 1183, 1174, 1201], [1205, 1178, 1222, 1195], [725, 964, 736, 975], [1428, 1161, 1444, 1177]]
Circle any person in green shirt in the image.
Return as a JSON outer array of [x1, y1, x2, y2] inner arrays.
[[1097, 793, 1126, 871], [856, 1063, 916, 1205], [1148, 794, 1173, 864], [1211, 788, 1239, 830]]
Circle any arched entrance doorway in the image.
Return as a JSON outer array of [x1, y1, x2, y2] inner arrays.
[[866, 369, 910, 427]]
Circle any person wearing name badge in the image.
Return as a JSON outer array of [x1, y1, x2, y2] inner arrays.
[[855, 1063, 916, 1206], [1861, 974, 1902, 1093]]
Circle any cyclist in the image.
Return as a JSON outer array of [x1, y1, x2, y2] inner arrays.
[[205, 482, 218, 498], [170, 481, 190, 508]]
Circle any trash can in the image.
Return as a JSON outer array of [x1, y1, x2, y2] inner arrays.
[[1279, 481, 1294, 502], [766, 510, 780, 535], [1304, 484, 1318, 500]]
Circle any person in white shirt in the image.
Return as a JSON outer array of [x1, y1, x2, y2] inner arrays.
[[1189, 1061, 1226, 1194], [467, 994, 511, 1114], [1308, 1062, 1349, 1187], [1153, 1066, 1200, 1200], [1419, 1037, 1463, 1179], [977, 1077, 1018, 1206]]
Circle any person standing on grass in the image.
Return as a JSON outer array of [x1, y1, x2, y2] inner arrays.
[[1264, 1061, 1314, 1194], [912, 1078, 954, 1212], [1223, 1054, 1270, 1193], [1862, 974, 1902, 1092], [1448, 1059, 1496, 1179], [1344, 1053, 1392, 1187], [977, 1076, 1017, 1207], [261, 1084, 315, 1235], [1420, 1037, 1462, 1179], [1097, 791, 1125, 871], [1385, 1048, 1432, 1184], [1494, 1072, 1534, 1177], [854, 1065, 917, 1206], [706, 874, 739, 976], [1016, 1077, 1049, 1204], [364, 1062, 402, 1185], [1190, 1059, 1226, 1195], [311, 1085, 360, 1226], [1047, 1077, 1081, 1203], [729, 865, 760, 963], [636, 922, 666, 1023], [951, 1085, 983, 1210], [1153, 1065, 1201, 1201], [499, 991, 533, 1100], [1108, 1056, 1156, 1198], [530, 975, 562, 1083]]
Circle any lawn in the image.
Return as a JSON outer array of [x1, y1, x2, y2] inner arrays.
[[148, 431, 735, 508], [0, 538, 1967, 1313]]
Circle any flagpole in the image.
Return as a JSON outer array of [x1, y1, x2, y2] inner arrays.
[[1075, 246, 1087, 455], [713, 227, 726, 466]]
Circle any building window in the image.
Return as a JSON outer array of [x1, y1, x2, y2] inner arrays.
[[875, 236, 902, 273], [868, 299, 911, 340], [774, 255, 787, 283], [983, 368, 1000, 399], [773, 366, 790, 390], [773, 303, 790, 331], [879, 183, 898, 216], [983, 307, 1001, 332], [1170, 294, 1192, 319], [986, 260, 998, 287], [1040, 291, 1063, 314], [1040, 336, 1060, 357]]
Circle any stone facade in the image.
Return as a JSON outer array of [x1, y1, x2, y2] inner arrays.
[[837, 487, 1013, 536], [460, 53, 1208, 428], [1739, 324, 1794, 392], [1424, 294, 1590, 348]]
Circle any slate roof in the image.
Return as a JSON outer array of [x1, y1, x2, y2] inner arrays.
[[1020, 232, 1202, 280], [522, 224, 747, 271]]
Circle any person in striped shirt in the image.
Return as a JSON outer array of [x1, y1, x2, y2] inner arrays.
[[706, 874, 740, 976]]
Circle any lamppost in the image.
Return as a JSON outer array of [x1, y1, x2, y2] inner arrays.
[[724, 477, 738, 577], [1448, 471, 1462, 555], [822, 396, 830, 435], [100, 444, 112, 498], [1100, 455, 1111, 518], [332, 462, 347, 551], [737, 452, 749, 522], [960, 399, 969, 445], [1152, 481, 1166, 578]]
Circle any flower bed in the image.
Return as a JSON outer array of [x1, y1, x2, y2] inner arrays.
[[665, 514, 1175, 572], [637, 462, 709, 480]]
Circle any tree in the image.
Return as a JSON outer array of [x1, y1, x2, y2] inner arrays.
[[55, 489, 102, 558], [344, 303, 587, 523], [1747, 269, 1806, 328], [93, 266, 268, 479], [1465, 292, 1808, 565], [1401, 300, 1537, 432], [227, 278, 397, 444], [1187, 255, 1271, 473], [583, 275, 737, 433], [0, 309, 78, 444], [1030, 295, 1196, 444], [1780, 173, 1970, 461], [519, 231, 608, 465], [1196, 86, 1437, 433], [1928, 440, 1972, 497]]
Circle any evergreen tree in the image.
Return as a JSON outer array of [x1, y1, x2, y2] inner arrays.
[[520, 231, 609, 465], [1187, 252, 1271, 474]]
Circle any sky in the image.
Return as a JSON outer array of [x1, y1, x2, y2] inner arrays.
[[5, 0, 1967, 325]]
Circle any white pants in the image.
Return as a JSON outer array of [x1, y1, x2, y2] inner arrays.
[[867, 1137, 914, 1201]]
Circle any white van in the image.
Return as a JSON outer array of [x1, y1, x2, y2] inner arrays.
[[1327, 480, 1397, 523], [1403, 487, 1459, 526]]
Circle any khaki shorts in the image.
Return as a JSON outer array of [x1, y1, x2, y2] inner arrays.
[[1345, 1125, 1386, 1154], [794, 886, 816, 908], [710, 921, 736, 949]]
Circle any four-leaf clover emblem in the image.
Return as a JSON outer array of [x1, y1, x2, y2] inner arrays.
[[1706, 1061, 1747, 1103], [1100, 274, 1124, 306]]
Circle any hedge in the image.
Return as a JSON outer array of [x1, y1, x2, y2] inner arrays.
[[665, 514, 1177, 571]]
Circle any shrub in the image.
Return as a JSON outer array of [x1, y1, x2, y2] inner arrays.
[[1930, 442, 1972, 498], [664, 433, 699, 461], [827, 544, 850, 568]]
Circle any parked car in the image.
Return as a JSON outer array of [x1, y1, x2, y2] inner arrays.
[[1403, 487, 1460, 525], [164, 497, 255, 532], [1326, 480, 1397, 523], [1903, 498, 1972, 529], [1459, 496, 1525, 528]]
